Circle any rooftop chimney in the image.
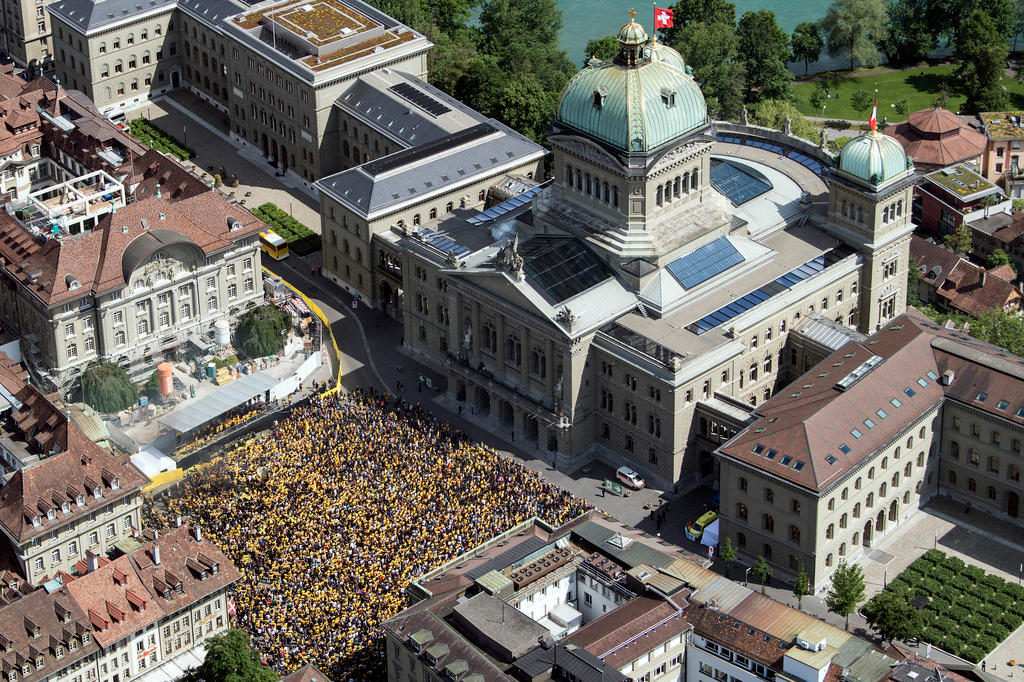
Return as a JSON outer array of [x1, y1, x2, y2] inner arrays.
[[980, 270, 987, 286], [175, 515, 182, 528], [942, 369, 955, 385], [153, 545, 161, 566], [193, 525, 202, 543], [86, 554, 99, 573]]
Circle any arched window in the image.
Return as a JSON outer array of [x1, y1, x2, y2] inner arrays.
[[882, 206, 889, 222], [429, 208, 437, 220], [673, 176, 681, 197], [103, 87, 111, 100], [412, 214, 420, 226], [737, 533, 746, 547], [445, 201, 453, 213], [207, 296, 218, 311], [839, 542, 847, 556], [948, 470, 957, 484], [825, 523, 834, 539], [790, 525, 800, 543], [574, 168, 581, 189], [950, 440, 960, 459], [739, 477, 748, 491], [664, 181, 672, 201], [825, 553, 833, 567], [585, 173, 591, 195], [765, 488, 774, 503], [897, 199, 903, 216], [840, 513, 847, 528], [603, 181, 609, 202], [737, 503, 748, 520], [691, 169, 698, 189], [763, 514, 774, 532], [656, 185, 663, 206], [682, 171, 690, 191], [565, 164, 572, 185]]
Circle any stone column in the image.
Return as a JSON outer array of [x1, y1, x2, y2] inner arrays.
[[496, 314, 506, 372]]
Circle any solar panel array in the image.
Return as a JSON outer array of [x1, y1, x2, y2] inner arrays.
[[519, 237, 613, 304], [709, 159, 772, 206], [717, 134, 825, 175], [416, 228, 472, 258], [666, 236, 744, 290], [388, 82, 452, 117], [685, 244, 856, 335], [466, 185, 544, 225]]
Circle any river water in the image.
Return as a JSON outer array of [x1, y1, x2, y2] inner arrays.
[[556, 0, 845, 72]]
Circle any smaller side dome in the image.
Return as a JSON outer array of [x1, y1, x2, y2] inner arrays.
[[618, 9, 648, 45], [838, 131, 911, 186], [646, 36, 686, 72]]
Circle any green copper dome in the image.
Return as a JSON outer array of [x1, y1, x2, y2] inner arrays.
[[557, 14, 707, 154], [837, 131, 911, 186]]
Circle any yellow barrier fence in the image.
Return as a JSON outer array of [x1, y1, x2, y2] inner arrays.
[[263, 266, 343, 395], [143, 469, 184, 492]]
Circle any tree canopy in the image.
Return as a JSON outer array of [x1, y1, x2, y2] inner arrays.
[[863, 591, 925, 644], [790, 22, 824, 75], [82, 363, 139, 413], [583, 35, 619, 65], [184, 629, 276, 682], [670, 20, 745, 117], [943, 222, 973, 254], [793, 564, 811, 609], [825, 561, 866, 630], [819, 0, 889, 69], [234, 305, 291, 359], [719, 537, 737, 577], [987, 248, 1014, 269], [881, 0, 936, 64], [956, 7, 1011, 113], [752, 555, 773, 593], [751, 100, 818, 141], [735, 10, 792, 101]]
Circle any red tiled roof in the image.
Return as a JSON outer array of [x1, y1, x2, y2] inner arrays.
[[888, 108, 986, 168], [911, 236, 1022, 317], [567, 596, 691, 668], [682, 604, 788, 667]]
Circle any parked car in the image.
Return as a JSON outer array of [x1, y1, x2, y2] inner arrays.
[[685, 510, 719, 542], [615, 466, 646, 490]]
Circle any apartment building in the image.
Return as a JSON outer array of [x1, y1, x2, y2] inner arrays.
[[0, 0, 55, 76], [910, 236, 1022, 317], [716, 311, 1024, 587], [47, 0, 432, 188], [913, 164, 1010, 238], [0, 522, 238, 682], [978, 111, 1024, 198]]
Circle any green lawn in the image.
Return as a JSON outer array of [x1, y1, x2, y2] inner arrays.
[[792, 64, 1024, 122]]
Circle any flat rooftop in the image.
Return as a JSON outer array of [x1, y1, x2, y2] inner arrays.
[[925, 164, 1000, 200], [979, 111, 1024, 140]]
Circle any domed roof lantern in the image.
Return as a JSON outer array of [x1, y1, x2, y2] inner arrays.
[[616, 9, 648, 66]]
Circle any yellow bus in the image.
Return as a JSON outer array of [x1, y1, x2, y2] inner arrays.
[[259, 230, 288, 260]]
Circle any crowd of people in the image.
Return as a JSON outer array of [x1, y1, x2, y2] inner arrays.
[[174, 402, 268, 456], [151, 388, 589, 680]]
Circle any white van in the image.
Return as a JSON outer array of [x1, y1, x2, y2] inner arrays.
[[616, 466, 645, 490]]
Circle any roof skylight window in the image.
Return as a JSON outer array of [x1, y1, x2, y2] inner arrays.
[[780, 456, 793, 466], [976, 392, 987, 403], [926, 371, 939, 380], [839, 444, 851, 454], [825, 455, 838, 464], [752, 444, 765, 454], [917, 378, 929, 387], [905, 388, 916, 397], [864, 419, 876, 429], [876, 409, 888, 419], [765, 449, 777, 459], [890, 398, 903, 408], [851, 429, 863, 439], [997, 400, 1009, 410]]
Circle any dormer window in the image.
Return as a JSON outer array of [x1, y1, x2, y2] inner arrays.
[[76, 495, 85, 506], [93, 487, 102, 499], [32, 515, 41, 527], [82, 634, 89, 644], [7, 669, 14, 681], [34, 657, 41, 669], [55, 646, 63, 658], [46, 509, 56, 520], [21, 664, 27, 675], [111, 478, 119, 491], [592, 86, 608, 110], [61, 502, 70, 513], [661, 88, 676, 107]]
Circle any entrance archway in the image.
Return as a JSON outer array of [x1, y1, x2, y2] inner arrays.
[[499, 399, 514, 427], [456, 381, 466, 403], [699, 450, 714, 478], [875, 509, 886, 534], [863, 520, 872, 547], [1007, 491, 1020, 518], [475, 387, 490, 416], [379, 281, 394, 307], [524, 414, 539, 443], [171, 71, 180, 88], [888, 499, 898, 522], [547, 430, 558, 452]]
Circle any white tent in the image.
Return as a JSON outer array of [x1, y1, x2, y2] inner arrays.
[[700, 518, 720, 547], [130, 445, 177, 479]]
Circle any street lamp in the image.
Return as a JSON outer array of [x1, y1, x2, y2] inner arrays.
[[744, 567, 751, 586]]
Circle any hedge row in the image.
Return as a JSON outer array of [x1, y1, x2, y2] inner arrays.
[[253, 202, 322, 256], [872, 549, 1023, 662], [128, 117, 196, 161]]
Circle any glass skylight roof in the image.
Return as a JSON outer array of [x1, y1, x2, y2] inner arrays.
[[976, 392, 987, 402], [417, 228, 472, 258], [864, 419, 876, 429], [926, 371, 939, 380], [851, 429, 863, 439], [997, 400, 1010, 410], [826, 455, 838, 464], [876, 409, 888, 419], [839, 444, 851, 454], [710, 158, 772, 205], [517, 237, 613, 304], [905, 388, 916, 397], [666, 237, 744, 290], [917, 378, 929, 387], [891, 398, 903, 408]]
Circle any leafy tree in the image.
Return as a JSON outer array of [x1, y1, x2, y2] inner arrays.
[[943, 222, 973, 254], [583, 35, 619, 64], [881, 0, 936, 64], [1014, 0, 1024, 50], [971, 307, 1024, 356], [671, 21, 745, 118], [827, 135, 853, 153], [82, 363, 139, 413], [907, 255, 923, 307], [988, 248, 1013, 269], [895, 97, 912, 117], [793, 564, 811, 610], [863, 592, 925, 644], [752, 555, 772, 593], [751, 100, 818, 141], [819, 0, 889, 70], [825, 560, 866, 630], [932, 84, 953, 109], [720, 537, 737, 577], [663, 0, 736, 43], [234, 305, 291, 358], [809, 83, 828, 113], [421, 0, 481, 36], [850, 88, 874, 115], [791, 22, 824, 75], [736, 10, 792, 101], [141, 370, 162, 402], [956, 8, 1010, 113], [184, 629, 276, 682]]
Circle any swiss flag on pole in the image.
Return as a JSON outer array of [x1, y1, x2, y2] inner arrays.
[[654, 7, 674, 28], [868, 96, 878, 131]]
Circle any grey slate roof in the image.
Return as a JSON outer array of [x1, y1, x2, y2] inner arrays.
[[570, 521, 678, 571], [315, 118, 544, 219], [464, 535, 548, 580], [48, 0, 242, 33]]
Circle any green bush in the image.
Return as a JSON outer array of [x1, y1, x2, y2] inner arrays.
[[141, 370, 161, 401], [1009, 600, 1024, 617], [252, 203, 322, 256], [919, 578, 942, 596], [921, 627, 945, 645], [927, 597, 950, 613], [1003, 583, 1024, 601], [986, 623, 1010, 642], [974, 634, 999, 653], [922, 549, 946, 564], [980, 574, 1006, 591], [937, 584, 960, 603], [1000, 612, 1023, 631], [234, 305, 291, 358], [943, 635, 965, 653], [930, 566, 954, 584], [932, 616, 957, 634], [988, 591, 1012, 609], [82, 363, 140, 413], [977, 602, 1000, 621], [902, 568, 925, 586], [969, 584, 995, 602], [909, 558, 934, 575], [957, 594, 982, 612], [965, 615, 988, 632], [213, 354, 239, 369], [963, 565, 986, 582], [946, 605, 970, 624], [949, 574, 973, 592], [960, 645, 986, 663], [128, 117, 196, 161], [944, 556, 966, 573]]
